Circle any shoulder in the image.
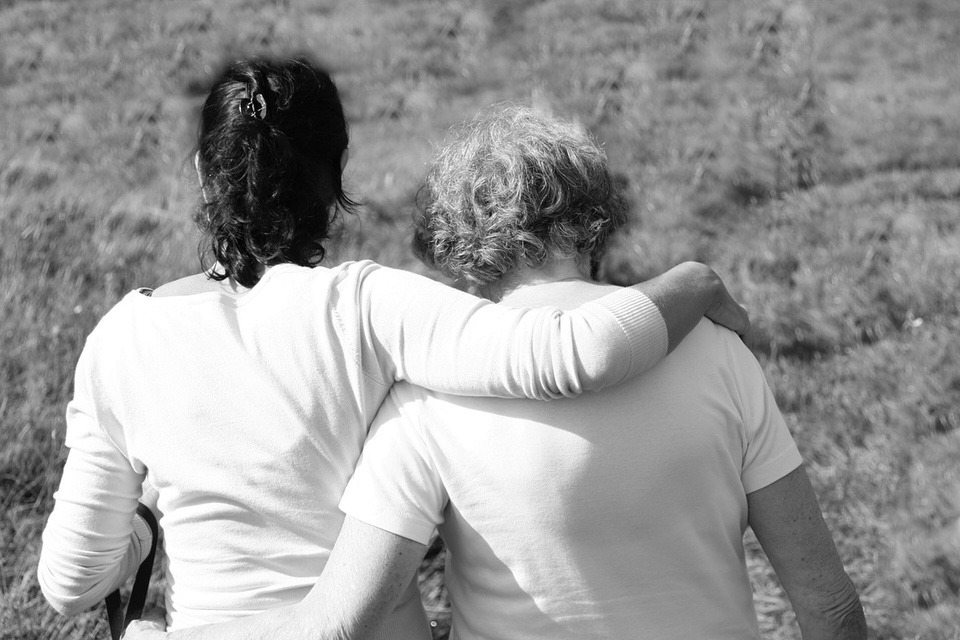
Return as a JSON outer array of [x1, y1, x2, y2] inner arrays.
[[85, 292, 142, 343], [332, 260, 465, 320], [335, 260, 443, 293], [313, 259, 391, 298], [665, 319, 767, 389], [326, 259, 381, 282], [151, 273, 217, 297], [376, 383, 439, 434], [386, 381, 432, 416], [670, 318, 738, 360], [706, 320, 767, 378], [73, 293, 146, 394]]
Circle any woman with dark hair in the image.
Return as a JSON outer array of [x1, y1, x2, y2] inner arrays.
[[192, 58, 355, 287], [38, 58, 746, 634]]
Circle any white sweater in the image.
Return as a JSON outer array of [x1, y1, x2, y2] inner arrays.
[[38, 260, 666, 628]]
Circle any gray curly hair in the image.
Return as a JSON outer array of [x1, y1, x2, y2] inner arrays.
[[413, 105, 628, 286]]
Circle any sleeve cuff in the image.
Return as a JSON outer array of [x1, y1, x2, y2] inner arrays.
[[742, 446, 804, 495], [339, 494, 437, 547], [595, 288, 669, 377], [130, 511, 155, 565]]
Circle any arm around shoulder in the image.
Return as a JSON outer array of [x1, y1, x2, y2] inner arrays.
[[354, 261, 743, 400], [354, 262, 665, 398]]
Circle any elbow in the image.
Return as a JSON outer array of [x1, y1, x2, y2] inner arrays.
[[283, 603, 353, 640], [37, 550, 108, 617], [44, 595, 95, 619], [824, 588, 868, 639], [38, 574, 98, 618], [796, 576, 868, 639]]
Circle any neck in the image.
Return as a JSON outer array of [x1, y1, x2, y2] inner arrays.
[[207, 262, 271, 293], [481, 256, 589, 301]]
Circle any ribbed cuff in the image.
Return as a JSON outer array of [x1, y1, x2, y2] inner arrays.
[[131, 511, 155, 565], [594, 288, 669, 378]]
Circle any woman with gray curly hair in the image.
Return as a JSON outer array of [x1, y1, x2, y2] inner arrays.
[[127, 105, 864, 639], [412, 105, 627, 295]]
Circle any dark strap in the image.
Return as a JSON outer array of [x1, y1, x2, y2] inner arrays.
[[105, 589, 124, 640], [106, 503, 159, 640]]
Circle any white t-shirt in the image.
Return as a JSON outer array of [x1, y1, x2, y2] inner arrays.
[[38, 261, 667, 630], [340, 279, 803, 640]]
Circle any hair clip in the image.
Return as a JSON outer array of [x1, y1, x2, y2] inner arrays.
[[239, 92, 268, 120]]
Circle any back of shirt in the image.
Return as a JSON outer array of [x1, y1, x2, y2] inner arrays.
[[40, 261, 669, 633], [65, 264, 385, 628], [341, 280, 802, 640]]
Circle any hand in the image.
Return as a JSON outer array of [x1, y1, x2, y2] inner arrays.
[[122, 608, 167, 639], [634, 261, 750, 354], [703, 272, 749, 336]]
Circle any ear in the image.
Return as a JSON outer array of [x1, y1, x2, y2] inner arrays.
[[340, 148, 350, 172]]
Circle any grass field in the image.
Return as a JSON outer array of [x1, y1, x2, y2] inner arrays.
[[2, 0, 959, 638]]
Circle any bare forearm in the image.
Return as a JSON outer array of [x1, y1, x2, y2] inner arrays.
[[165, 607, 312, 640], [634, 261, 748, 352], [748, 467, 868, 640], [124, 604, 346, 640], [147, 519, 425, 640]]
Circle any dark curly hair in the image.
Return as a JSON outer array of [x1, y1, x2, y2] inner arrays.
[[195, 56, 356, 287], [413, 105, 627, 286]]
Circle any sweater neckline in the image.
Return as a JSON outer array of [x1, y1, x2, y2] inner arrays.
[[131, 263, 304, 307]]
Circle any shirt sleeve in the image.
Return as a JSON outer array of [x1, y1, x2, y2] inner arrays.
[[339, 384, 446, 546], [38, 332, 149, 617], [726, 336, 803, 494], [341, 261, 667, 400]]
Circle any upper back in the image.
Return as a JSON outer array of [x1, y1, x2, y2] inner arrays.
[[77, 262, 387, 627], [399, 280, 796, 639]]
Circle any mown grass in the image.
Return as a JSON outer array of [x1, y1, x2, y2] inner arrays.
[[2, 1, 958, 638]]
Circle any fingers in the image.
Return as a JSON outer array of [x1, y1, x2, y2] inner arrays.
[[706, 291, 750, 336]]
